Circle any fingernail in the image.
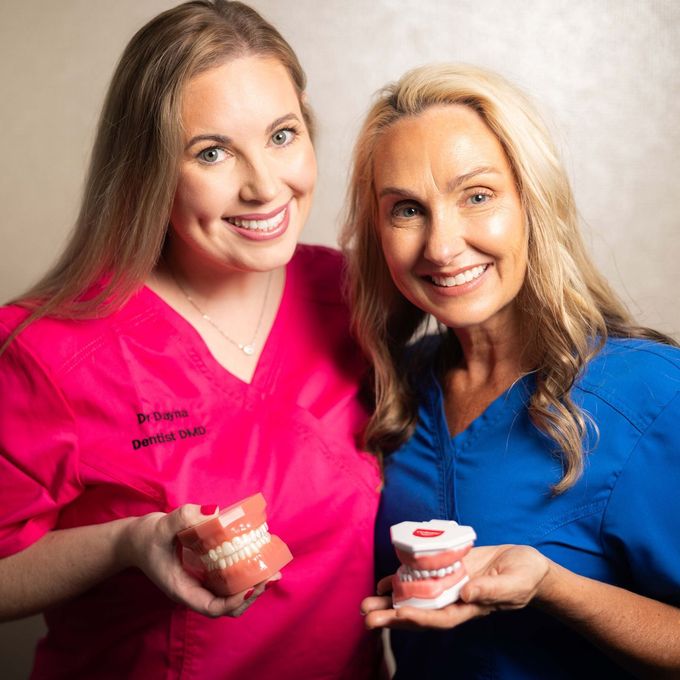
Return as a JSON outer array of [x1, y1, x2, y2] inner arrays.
[[466, 587, 479, 600], [264, 580, 277, 591], [244, 588, 255, 600], [200, 504, 218, 515]]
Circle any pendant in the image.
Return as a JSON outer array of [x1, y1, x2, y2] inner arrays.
[[241, 344, 255, 356]]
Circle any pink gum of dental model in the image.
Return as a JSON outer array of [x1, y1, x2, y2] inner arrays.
[[390, 519, 476, 609], [177, 493, 293, 596]]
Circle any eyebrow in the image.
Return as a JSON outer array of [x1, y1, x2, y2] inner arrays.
[[184, 113, 301, 151], [378, 166, 501, 199]]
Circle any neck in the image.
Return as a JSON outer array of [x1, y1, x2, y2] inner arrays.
[[159, 247, 277, 307], [447, 308, 533, 388]]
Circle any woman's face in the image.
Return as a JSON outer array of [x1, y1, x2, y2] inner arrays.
[[168, 55, 316, 275], [374, 104, 527, 334]]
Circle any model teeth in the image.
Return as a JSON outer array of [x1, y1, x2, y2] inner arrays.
[[228, 209, 286, 231], [398, 561, 462, 582], [431, 265, 487, 288], [201, 523, 272, 571]]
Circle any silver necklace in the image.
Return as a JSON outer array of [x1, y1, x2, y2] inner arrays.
[[171, 269, 273, 356]]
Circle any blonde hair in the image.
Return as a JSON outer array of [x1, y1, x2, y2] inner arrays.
[[9, 1, 312, 326], [341, 63, 676, 493]]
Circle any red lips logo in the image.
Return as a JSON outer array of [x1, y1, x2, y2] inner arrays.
[[413, 529, 444, 538]]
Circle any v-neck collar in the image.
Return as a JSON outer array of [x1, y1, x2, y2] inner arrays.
[[139, 261, 295, 395], [429, 367, 532, 454]]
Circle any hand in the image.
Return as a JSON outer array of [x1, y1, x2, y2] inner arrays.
[[361, 544, 551, 630], [121, 504, 280, 618]]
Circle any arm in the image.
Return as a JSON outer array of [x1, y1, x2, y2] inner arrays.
[[362, 545, 680, 678], [0, 504, 275, 622]]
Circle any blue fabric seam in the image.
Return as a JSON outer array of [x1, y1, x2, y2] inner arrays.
[[574, 381, 646, 432], [533, 500, 608, 542], [598, 390, 680, 556]]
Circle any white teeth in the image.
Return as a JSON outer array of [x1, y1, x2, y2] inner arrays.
[[229, 208, 286, 231], [399, 561, 462, 581], [431, 265, 487, 288], [200, 522, 272, 570]]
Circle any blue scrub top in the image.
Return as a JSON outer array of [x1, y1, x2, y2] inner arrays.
[[377, 337, 680, 679]]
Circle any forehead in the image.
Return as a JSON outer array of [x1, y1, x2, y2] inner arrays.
[[181, 55, 300, 132], [373, 104, 510, 186]]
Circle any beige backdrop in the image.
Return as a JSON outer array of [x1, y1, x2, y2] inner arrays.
[[0, 0, 678, 676]]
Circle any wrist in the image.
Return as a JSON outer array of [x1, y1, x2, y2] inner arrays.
[[532, 556, 562, 610], [114, 515, 147, 571]]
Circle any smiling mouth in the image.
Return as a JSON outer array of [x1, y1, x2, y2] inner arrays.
[[224, 206, 287, 232], [429, 264, 488, 287]]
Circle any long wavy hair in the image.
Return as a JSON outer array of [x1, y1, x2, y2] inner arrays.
[[341, 63, 676, 493], [7, 0, 312, 330]]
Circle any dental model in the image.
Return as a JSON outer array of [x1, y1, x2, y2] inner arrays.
[[177, 493, 293, 596], [390, 519, 476, 609]]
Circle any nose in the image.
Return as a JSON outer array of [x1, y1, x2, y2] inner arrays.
[[239, 153, 279, 204], [423, 208, 466, 266]]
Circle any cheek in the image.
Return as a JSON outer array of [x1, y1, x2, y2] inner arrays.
[[172, 172, 229, 220], [382, 232, 420, 271], [286, 143, 317, 196], [478, 205, 526, 256]]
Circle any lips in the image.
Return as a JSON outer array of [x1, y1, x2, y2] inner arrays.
[[428, 264, 488, 288], [223, 202, 291, 241], [177, 493, 293, 596], [390, 519, 476, 609]]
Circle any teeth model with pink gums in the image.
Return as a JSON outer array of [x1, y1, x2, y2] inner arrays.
[[177, 493, 293, 596], [390, 519, 476, 609]]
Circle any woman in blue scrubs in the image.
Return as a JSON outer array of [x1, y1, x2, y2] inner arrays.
[[342, 64, 680, 678]]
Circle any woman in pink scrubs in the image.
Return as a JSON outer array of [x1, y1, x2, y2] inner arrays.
[[0, 2, 381, 678]]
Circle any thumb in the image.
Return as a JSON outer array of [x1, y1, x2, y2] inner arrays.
[[170, 503, 219, 534], [461, 573, 516, 606]]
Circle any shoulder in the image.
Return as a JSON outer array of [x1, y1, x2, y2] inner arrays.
[[0, 290, 156, 377], [576, 337, 680, 432], [289, 244, 346, 306]]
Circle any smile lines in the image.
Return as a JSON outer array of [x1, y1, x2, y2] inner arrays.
[[225, 206, 287, 232], [429, 264, 488, 288]]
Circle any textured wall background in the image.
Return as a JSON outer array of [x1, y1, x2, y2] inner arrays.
[[0, 0, 678, 675]]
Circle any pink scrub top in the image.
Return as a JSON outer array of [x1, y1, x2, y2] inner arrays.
[[0, 245, 381, 679]]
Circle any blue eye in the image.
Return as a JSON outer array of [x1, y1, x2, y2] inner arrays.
[[198, 147, 226, 164], [469, 192, 490, 205], [393, 204, 421, 219], [271, 128, 295, 146]]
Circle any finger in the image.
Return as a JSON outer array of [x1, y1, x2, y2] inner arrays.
[[361, 595, 392, 615], [364, 608, 400, 629], [364, 605, 460, 632], [461, 573, 531, 608], [169, 503, 219, 535], [376, 574, 394, 595], [393, 601, 489, 629], [227, 575, 283, 617]]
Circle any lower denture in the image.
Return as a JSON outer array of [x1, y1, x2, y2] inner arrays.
[[177, 493, 293, 596], [389, 519, 476, 609]]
